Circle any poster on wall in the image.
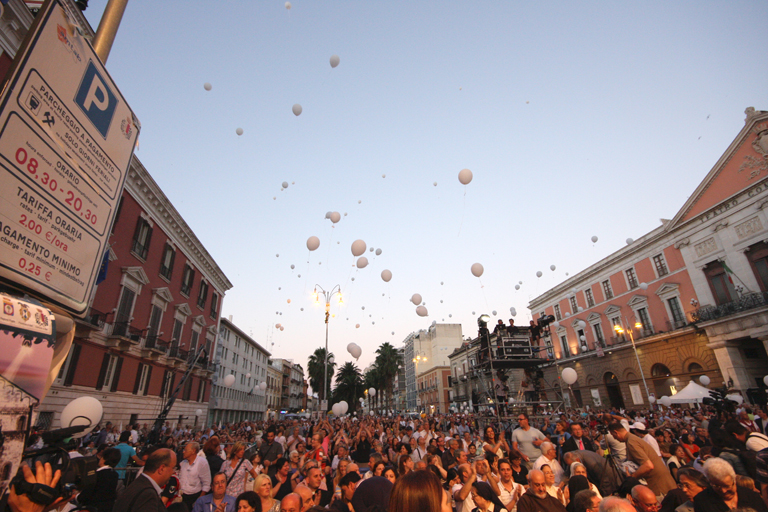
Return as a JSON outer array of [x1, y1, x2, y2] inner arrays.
[[629, 384, 644, 405], [591, 388, 602, 407]]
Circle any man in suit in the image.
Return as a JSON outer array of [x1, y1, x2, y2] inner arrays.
[[562, 423, 597, 454], [755, 408, 768, 435], [114, 448, 176, 512]]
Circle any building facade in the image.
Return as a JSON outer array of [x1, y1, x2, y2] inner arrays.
[[266, 360, 283, 418], [528, 107, 768, 408], [40, 157, 232, 429], [416, 366, 451, 414], [210, 317, 270, 424], [403, 324, 463, 410]]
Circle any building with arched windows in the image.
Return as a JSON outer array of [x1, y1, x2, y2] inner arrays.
[[529, 107, 768, 408]]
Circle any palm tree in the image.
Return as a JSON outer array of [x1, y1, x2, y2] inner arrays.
[[332, 362, 364, 408], [374, 342, 402, 411], [307, 347, 336, 403], [364, 365, 383, 411]]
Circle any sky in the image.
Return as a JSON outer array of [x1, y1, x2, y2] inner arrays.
[[83, 1, 768, 381]]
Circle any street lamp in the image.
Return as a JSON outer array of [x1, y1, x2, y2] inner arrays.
[[314, 284, 342, 412], [613, 319, 652, 406]]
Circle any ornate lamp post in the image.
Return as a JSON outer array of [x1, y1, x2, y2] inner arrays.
[[313, 284, 342, 411]]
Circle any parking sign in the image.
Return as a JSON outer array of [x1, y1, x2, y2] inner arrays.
[[0, 0, 139, 316]]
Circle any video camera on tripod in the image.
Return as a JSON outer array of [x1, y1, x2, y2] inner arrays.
[[10, 425, 98, 506], [702, 387, 739, 413]]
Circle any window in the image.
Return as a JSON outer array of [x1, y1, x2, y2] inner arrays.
[[602, 280, 613, 300], [160, 244, 175, 280], [593, 322, 605, 346], [210, 292, 219, 318], [197, 280, 209, 309], [145, 304, 162, 347], [560, 335, 570, 358], [134, 364, 151, 395], [97, 353, 122, 391], [183, 377, 193, 401], [161, 371, 174, 397], [625, 268, 638, 289], [56, 343, 81, 386], [704, 261, 734, 305], [610, 317, 623, 341], [569, 296, 578, 312], [181, 265, 195, 297], [585, 289, 595, 307], [171, 319, 183, 345], [189, 329, 199, 354], [637, 307, 653, 335], [198, 381, 206, 402], [746, 242, 768, 292], [131, 217, 153, 260], [653, 254, 669, 277], [668, 297, 685, 326], [113, 286, 136, 337]]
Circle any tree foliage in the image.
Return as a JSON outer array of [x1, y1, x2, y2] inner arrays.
[[307, 347, 335, 402]]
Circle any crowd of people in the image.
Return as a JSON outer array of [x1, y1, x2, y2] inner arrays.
[[7, 404, 768, 512]]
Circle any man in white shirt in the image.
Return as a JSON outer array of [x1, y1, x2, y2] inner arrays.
[[130, 424, 139, 445], [533, 442, 564, 485], [179, 441, 211, 511], [331, 445, 351, 471], [453, 463, 477, 512], [411, 436, 428, 463]]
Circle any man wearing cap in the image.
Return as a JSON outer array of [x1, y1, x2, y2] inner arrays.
[[630, 422, 662, 458]]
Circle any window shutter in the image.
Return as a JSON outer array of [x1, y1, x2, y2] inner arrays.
[[110, 357, 123, 392], [131, 217, 142, 246], [168, 247, 176, 277], [63, 343, 81, 387], [133, 363, 144, 394], [143, 226, 153, 259], [95, 353, 110, 390], [144, 365, 153, 396]]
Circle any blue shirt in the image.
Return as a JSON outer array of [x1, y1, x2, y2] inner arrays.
[[191, 493, 237, 512], [115, 443, 136, 479]]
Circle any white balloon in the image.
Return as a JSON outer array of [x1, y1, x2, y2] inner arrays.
[[510, 307, 517, 316], [369, 388, 376, 397], [416, 306, 428, 317], [375, 248, 382, 256], [434, 182, 437, 186], [565, 312, 570, 317], [276, 254, 279, 257], [246, 373, 251, 378], [764, 375, 768, 387], [639, 282, 648, 290], [351, 239, 367, 257], [369, 247, 374, 252], [626, 238, 634, 245], [578, 320, 587, 329], [591, 236, 598, 243], [370, 411, 375, 416], [411, 293, 422, 305], [449, 314, 452, 318], [515, 285, 520, 290], [204, 82, 212, 91], [285, 1, 291, 9], [347, 343, 362, 359], [382, 174, 386, 178], [492, 310, 497, 316], [553, 321, 560, 328], [458, 168, 473, 185], [579, 335, 586, 341], [330, 54, 340, 68], [356, 257, 369, 269], [471, 263, 484, 278], [355, 324, 360, 328], [536, 271, 543, 277], [550, 265, 556, 271], [700, 375, 711, 386], [340, 401, 348, 414], [648, 395, 656, 403], [561, 368, 578, 385], [381, 269, 392, 282], [196, 409, 203, 416], [236, 127, 243, 136], [260, 381, 267, 390], [282, 181, 289, 189], [60, 397, 103, 438], [577, 307, 584, 312], [223, 374, 236, 387], [290, 264, 295, 269], [660, 396, 672, 407], [325, 211, 332, 219], [307, 236, 320, 251], [292, 104, 302, 116]]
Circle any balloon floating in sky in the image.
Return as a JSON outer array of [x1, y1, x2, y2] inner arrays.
[[550, 265, 556, 271], [204, 82, 212, 91], [330, 54, 340, 68], [381, 269, 392, 282], [325, 211, 332, 219], [492, 310, 497, 316], [515, 285, 520, 290], [330, 212, 341, 223], [639, 282, 648, 290], [411, 293, 422, 305], [458, 168, 473, 185], [287, 299, 291, 303], [355, 324, 360, 328], [591, 236, 598, 243], [357, 257, 368, 269], [375, 248, 382, 256], [282, 181, 289, 189], [307, 236, 320, 251], [292, 104, 302, 116], [358, 200, 361, 204], [561, 368, 577, 385], [382, 174, 386, 178], [536, 271, 543, 277], [626, 238, 634, 245], [471, 263, 484, 278], [285, 1, 291, 9], [290, 264, 295, 269], [351, 240, 366, 257], [276, 254, 279, 257], [348, 343, 362, 359], [433, 182, 437, 186], [416, 305, 428, 317], [223, 374, 236, 387], [236, 128, 243, 136], [369, 247, 374, 252], [510, 307, 517, 316]]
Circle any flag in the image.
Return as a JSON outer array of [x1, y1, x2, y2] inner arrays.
[[96, 249, 110, 284], [722, 261, 735, 284]]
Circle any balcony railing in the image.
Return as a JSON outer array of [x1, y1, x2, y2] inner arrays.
[[111, 322, 142, 342], [82, 308, 106, 329], [665, 319, 688, 331], [691, 291, 768, 323], [144, 334, 168, 351]]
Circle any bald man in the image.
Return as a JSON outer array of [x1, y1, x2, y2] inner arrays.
[[599, 497, 637, 512], [281, 493, 303, 512], [629, 486, 658, 512], [294, 486, 314, 512], [517, 470, 566, 512]]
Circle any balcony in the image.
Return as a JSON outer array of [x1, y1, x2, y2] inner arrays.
[[106, 321, 142, 350], [691, 291, 768, 323], [167, 342, 189, 367], [75, 308, 107, 337], [141, 334, 169, 359], [665, 319, 688, 331]]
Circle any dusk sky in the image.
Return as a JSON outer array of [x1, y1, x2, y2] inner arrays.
[[83, 1, 767, 383]]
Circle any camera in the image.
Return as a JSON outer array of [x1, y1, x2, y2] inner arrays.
[[537, 315, 556, 328], [10, 426, 98, 505], [702, 388, 738, 413]]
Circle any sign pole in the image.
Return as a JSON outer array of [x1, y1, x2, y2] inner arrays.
[[92, 0, 129, 64]]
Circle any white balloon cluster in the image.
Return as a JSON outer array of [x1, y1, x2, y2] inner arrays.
[[347, 343, 362, 360]]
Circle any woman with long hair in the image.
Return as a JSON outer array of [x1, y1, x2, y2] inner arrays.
[[389, 469, 452, 512], [564, 476, 590, 512], [398, 452, 414, 477], [384, 466, 397, 484], [471, 481, 505, 512], [333, 459, 349, 501], [372, 460, 387, 477], [224, 441, 259, 498], [483, 427, 509, 459], [253, 474, 280, 512]]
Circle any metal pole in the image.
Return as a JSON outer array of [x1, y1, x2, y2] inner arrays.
[[629, 330, 652, 405], [92, 0, 129, 64], [323, 306, 329, 411]]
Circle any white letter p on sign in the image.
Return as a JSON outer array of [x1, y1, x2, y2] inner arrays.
[[83, 75, 109, 112]]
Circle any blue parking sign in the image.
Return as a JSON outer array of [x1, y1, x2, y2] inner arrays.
[[74, 60, 117, 139]]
